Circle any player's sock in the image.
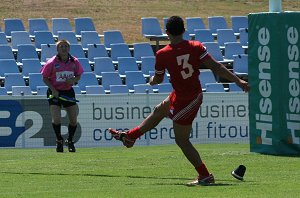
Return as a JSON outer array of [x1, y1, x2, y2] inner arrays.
[[196, 162, 210, 179], [52, 123, 63, 140], [127, 127, 143, 140], [68, 124, 77, 142]]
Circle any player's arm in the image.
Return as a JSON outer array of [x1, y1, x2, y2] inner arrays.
[[42, 77, 59, 97], [203, 56, 250, 92], [149, 72, 164, 86]]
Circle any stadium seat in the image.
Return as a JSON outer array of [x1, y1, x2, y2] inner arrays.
[[186, 17, 206, 35], [205, 83, 225, 92], [110, 43, 132, 63], [4, 18, 26, 37], [133, 42, 154, 63], [217, 29, 237, 47], [228, 83, 243, 92], [194, 29, 215, 43], [11, 31, 32, 51], [239, 28, 248, 47], [74, 17, 96, 38], [224, 42, 244, 60], [101, 72, 123, 93], [77, 72, 99, 93], [117, 57, 139, 78], [208, 16, 228, 36], [0, 59, 20, 79], [34, 31, 55, 50], [17, 44, 39, 64], [134, 84, 153, 93], [40, 44, 57, 64], [103, 30, 126, 50], [22, 58, 42, 78], [28, 18, 49, 37], [125, 71, 147, 91], [85, 85, 105, 95], [12, 86, 32, 96], [81, 31, 101, 50], [0, 32, 9, 45], [0, 45, 15, 60], [52, 18, 73, 38], [0, 87, 8, 95], [36, 85, 48, 96], [199, 70, 217, 91], [4, 73, 26, 93], [77, 58, 92, 72], [69, 44, 86, 59], [58, 31, 78, 44], [157, 83, 173, 93], [141, 17, 165, 37], [72, 85, 82, 95], [109, 84, 129, 94], [87, 44, 108, 64], [230, 16, 248, 35], [141, 56, 155, 78], [93, 57, 116, 78], [202, 42, 228, 64], [233, 54, 248, 77], [28, 73, 46, 93]]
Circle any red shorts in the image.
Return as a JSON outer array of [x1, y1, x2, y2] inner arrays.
[[168, 91, 203, 125]]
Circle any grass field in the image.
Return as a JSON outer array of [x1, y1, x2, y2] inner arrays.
[[0, 144, 299, 198]]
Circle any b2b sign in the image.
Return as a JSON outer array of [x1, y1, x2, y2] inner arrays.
[[0, 99, 81, 148]]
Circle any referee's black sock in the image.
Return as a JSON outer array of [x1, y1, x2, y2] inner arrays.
[[68, 124, 77, 142], [52, 123, 63, 141]]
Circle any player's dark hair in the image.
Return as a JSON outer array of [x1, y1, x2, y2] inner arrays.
[[166, 16, 185, 36]]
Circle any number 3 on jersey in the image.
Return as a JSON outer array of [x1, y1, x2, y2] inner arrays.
[[176, 54, 194, 79]]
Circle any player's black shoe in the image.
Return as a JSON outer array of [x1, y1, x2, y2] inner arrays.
[[56, 139, 64, 153], [65, 139, 76, 152]]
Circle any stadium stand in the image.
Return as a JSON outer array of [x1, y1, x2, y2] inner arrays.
[[223, 42, 245, 61], [141, 56, 155, 78], [28, 18, 49, 38], [125, 71, 147, 92], [52, 18, 72, 39], [17, 44, 39, 64], [4, 73, 26, 93], [0, 45, 15, 59], [133, 42, 155, 63], [85, 85, 105, 95], [77, 72, 99, 93], [87, 44, 108, 64], [157, 83, 173, 93], [103, 30, 126, 50], [74, 17, 96, 39], [101, 72, 123, 93], [4, 18, 26, 38], [69, 44, 86, 59], [0, 87, 8, 95], [233, 54, 248, 78], [239, 28, 248, 47], [110, 43, 132, 64], [34, 31, 55, 50], [12, 86, 32, 96], [0, 59, 20, 79], [208, 16, 228, 37], [216, 29, 237, 47], [36, 85, 48, 96], [81, 31, 101, 50], [109, 84, 129, 94], [40, 44, 56, 64], [11, 31, 32, 51], [194, 29, 215, 43], [205, 83, 225, 92], [93, 57, 116, 78], [228, 83, 243, 92], [0, 32, 9, 45], [117, 57, 139, 78], [22, 58, 42, 78], [186, 17, 206, 35], [230, 16, 248, 35], [77, 58, 92, 72], [58, 31, 78, 44], [28, 73, 46, 93], [134, 84, 154, 93]]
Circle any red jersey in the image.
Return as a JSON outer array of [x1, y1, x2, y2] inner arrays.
[[155, 40, 210, 100]]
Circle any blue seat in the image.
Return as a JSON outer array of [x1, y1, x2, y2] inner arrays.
[[93, 57, 116, 78], [217, 29, 237, 47], [205, 83, 225, 92], [125, 71, 146, 91], [110, 43, 132, 63], [36, 85, 48, 96], [40, 44, 57, 64], [194, 29, 215, 43], [17, 44, 39, 64], [103, 30, 125, 50], [157, 83, 173, 93], [0, 45, 15, 59], [0, 59, 20, 78], [22, 58, 42, 78], [52, 18, 72, 38], [228, 83, 243, 92], [28, 73, 46, 92], [81, 31, 101, 50], [0, 87, 8, 95], [87, 44, 108, 64], [72, 85, 82, 95], [77, 58, 92, 72], [28, 18, 49, 37], [117, 57, 139, 77], [101, 72, 123, 92], [186, 17, 206, 35], [4, 18, 26, 37], [11, 31, 32, 51], [85, 85, 105, 95], [230, 16, 248, 35], [141, 56, 155, 77], [34, 31, 55, 50], [224, 42, 244, 60], [58, 31, 78, 44], [12, 86, 32, 96], [133, 42, 154, 63], [4, 73, 26, 93], [74, 17, 96, 38], [199, 70, 217, 91], [77, 72, 99, 92], [141, 17, 165, 37], [208, 16, 228, 36], [0, 32, 9, 45], [233, 54, 248, 77], [134, 84, 153, 93], [239, 28, 248, 46], [69, 44, 86, 58], [202, 42, 225, 63], [110, 85, 129, 94]]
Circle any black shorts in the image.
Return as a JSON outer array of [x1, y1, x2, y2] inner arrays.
[[47, 88, 77, 108]]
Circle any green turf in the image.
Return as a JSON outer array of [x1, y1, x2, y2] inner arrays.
[[0, 144, 299, 198]]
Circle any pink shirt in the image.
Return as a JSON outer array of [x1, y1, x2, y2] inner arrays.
[[40, 55, 84, 90]]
